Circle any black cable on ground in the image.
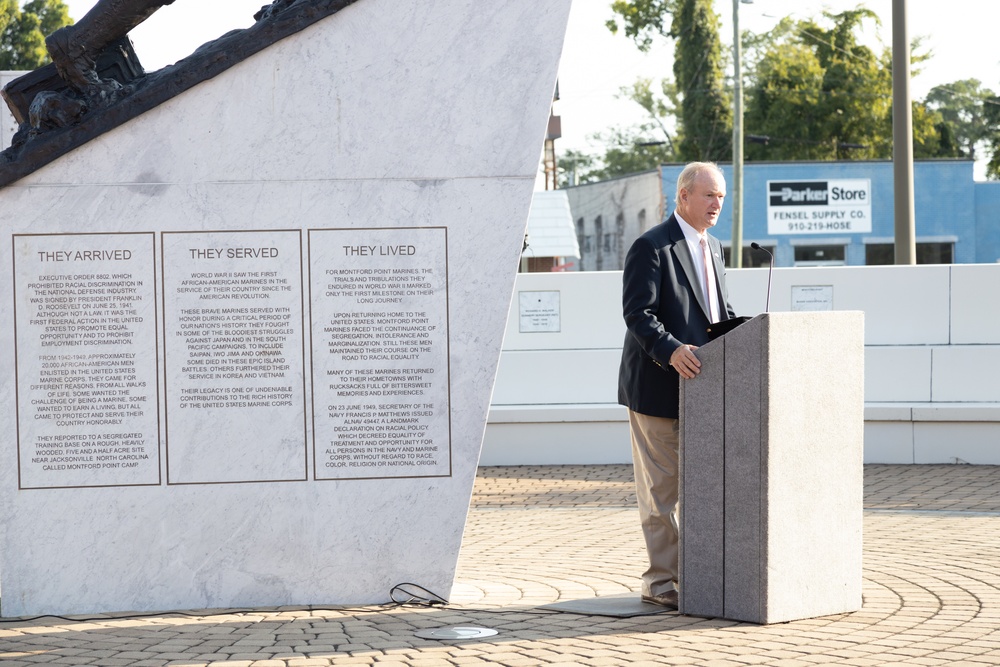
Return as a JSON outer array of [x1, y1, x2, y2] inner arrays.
[[0, 582, 570, 625]]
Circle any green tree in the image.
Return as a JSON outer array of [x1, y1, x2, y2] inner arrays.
[[608, 0, 731, 162], [742, 19, 828, 160], [605, 0, 673, 51], [984, 93, 1000, 179], [743, 10, 888, 160], [591, 124, 675, 180], [670, 0, 730, 160], [557, 148, 598, 188], [0, 0, 72, 70], [25, 0, 69, 36], [742, 9, 942, 161], [621, 77, 679, 156], [909, 104, 959, 159], [555, 77, 679, 187], [600, 3, 957, 172], [924, 79, 996, 160], [556, 124, 675, 188]]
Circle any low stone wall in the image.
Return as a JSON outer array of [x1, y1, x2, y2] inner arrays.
[[484, 265, 1000, 465]]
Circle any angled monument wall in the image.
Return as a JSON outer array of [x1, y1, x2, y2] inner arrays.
[[0, 0, 572, 616]]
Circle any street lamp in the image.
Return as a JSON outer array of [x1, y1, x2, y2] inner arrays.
[[731, 0, 753, 268]]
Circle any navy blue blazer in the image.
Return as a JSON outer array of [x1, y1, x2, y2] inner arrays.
[[617, 214, 736, 419]]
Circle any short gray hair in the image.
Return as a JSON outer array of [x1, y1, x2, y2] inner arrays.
[[675, 161, 725, 203]]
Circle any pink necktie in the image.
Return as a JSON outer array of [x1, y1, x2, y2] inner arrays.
[[700, 237, 719, 322]]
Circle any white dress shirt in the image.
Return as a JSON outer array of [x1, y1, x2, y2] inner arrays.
[[674, 213, 721, 321]]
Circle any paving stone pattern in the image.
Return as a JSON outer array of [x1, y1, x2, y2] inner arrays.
[[1, 464, 999, 666]]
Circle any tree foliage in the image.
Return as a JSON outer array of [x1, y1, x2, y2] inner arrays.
[[609, 0, 731, 162], [556, 77, 679, 187], [0, 0, 72, 70], [583, 3, 1000, 181], [922, 80, 1000, 176], [594, 124, 675, 180], [624, 78, 677, 142], [924, 79, 996, 160], [741, 9, 946, 161], [670, 0, 730, 160], [606, 0, 674, 52], [556, 148, 598, 188], [984, 93, 1000, 179], [557, 123, 675, 188]]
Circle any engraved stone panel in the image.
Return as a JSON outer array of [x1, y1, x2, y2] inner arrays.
[[162, 230, 307, 484], [309, 227, 450, 480], [14, 232, 160, 489]]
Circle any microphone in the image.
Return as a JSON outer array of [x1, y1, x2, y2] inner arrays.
[[750, 242, 774, 313]]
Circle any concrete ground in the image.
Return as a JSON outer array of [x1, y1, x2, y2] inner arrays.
[[1, 464, 999, 666]]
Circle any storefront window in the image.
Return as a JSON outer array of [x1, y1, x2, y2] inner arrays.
[[865, 242, 954, 265], [794, 244, 846, 266]]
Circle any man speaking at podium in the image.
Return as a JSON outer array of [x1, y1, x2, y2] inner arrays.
[[618, 161, 736, 609]]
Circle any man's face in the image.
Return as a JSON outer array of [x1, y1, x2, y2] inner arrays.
[[678, 170, 726, 233]]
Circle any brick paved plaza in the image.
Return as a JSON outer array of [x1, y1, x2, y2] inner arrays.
[[1, 464, 999, 666]]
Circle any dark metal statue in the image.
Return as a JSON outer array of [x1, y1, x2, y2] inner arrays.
[[48, 1, 172, 91], [0, 0, 360, 188], [45, 0, 175, 100]]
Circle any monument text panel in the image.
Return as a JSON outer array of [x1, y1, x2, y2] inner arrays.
[[13, 233, 160, 489], [162, 230, 308, 484], [309, 227, 451, 479]]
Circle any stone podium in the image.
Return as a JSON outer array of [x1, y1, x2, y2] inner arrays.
[[0, 0, 572, 616], [679, 312, 864, 624]]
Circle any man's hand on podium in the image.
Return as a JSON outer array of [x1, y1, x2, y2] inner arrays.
[[669, 344, 701, 379]]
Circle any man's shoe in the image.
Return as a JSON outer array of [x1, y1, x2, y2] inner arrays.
[[641, 591, 678, 609]]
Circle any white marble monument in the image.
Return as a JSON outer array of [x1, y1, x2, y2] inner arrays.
[[0, 0, 572, 616]]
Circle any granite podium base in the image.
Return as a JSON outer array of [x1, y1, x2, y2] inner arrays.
[[679, 312, 865, 624]]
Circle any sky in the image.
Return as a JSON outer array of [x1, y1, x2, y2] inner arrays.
[[62, 0, 1000, 178]]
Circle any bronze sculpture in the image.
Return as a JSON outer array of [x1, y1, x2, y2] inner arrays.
[[46, 0, 176, 99], [0, 0, 359, 187]]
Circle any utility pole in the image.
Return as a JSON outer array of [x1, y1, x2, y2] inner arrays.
[[731, 0, 749, 268], [892, 0, 916, 264]]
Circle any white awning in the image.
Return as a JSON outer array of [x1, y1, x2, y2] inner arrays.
[[523, 190, 580, 259]]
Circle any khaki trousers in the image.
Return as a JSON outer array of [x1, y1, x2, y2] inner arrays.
[[628, 409, 680, 597]]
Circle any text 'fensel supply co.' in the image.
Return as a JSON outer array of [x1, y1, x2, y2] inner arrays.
[[767, 179, 872, 235]]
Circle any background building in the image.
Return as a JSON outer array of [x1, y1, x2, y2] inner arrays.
[[562, 169, 663, 272], [567, 160, 1000, 268]]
